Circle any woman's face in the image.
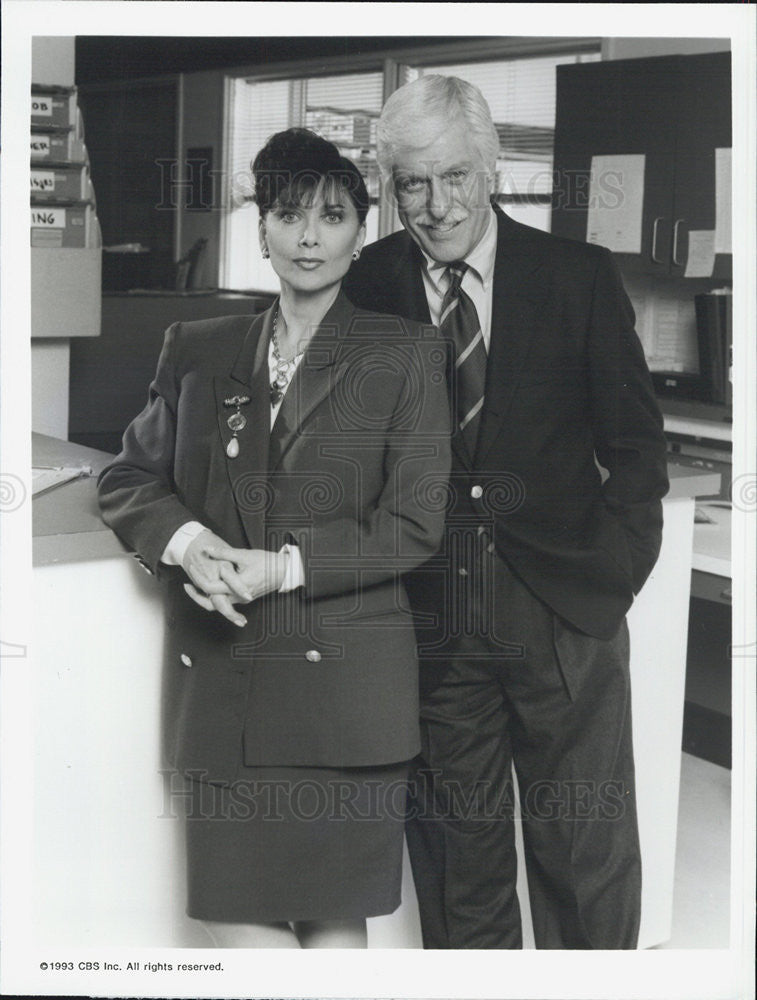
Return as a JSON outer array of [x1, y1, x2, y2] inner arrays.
[[260, 180, 366, 297]]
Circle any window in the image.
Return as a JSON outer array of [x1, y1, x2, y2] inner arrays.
[[220, 42, 600, 291], [408, 51, 600, 232], [223, 71, 383, 291]]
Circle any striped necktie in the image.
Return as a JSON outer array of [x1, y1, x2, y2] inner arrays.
[[440, 261, 487, 456]]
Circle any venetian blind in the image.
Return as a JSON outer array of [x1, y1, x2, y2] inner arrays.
[[414, 52, 600, 198]]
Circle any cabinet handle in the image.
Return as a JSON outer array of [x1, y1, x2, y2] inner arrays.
[[651, 217, 666, 264], [672, 218, 686, 267]]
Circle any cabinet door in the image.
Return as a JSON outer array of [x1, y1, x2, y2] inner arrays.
[[554, 57, 679, 155], [552, 57, 679, 276], [669, 52, 732, 279], [553, 150, 674, 276], [553, 53, 731, 280]]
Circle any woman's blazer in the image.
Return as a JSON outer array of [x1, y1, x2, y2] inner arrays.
[[98, 292, 451, 785]]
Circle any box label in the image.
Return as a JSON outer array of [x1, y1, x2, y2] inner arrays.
[[30, 134, 51, 157], [31, 171, 56, 193], [31, 207, 66, 228], [31, 96, 53, 117]]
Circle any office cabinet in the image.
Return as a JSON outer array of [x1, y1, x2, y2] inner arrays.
[[552, 52, 731, 280]]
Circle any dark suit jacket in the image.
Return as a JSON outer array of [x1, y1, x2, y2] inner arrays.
[[343, 205, 669, 640], [98, 292, 451, 784]]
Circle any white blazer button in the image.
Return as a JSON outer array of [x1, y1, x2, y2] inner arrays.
[[458, 567, 468, 577], [305, 649, 322, 663], [180, 653, 192, 667], [471, 484, 483, 499]]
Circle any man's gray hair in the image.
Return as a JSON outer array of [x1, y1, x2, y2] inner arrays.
[[376, 75, 499, 177]]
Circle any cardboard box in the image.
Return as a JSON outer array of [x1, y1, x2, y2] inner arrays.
[[31, 165, 87, 201], [31, 247, 102, 339], [31, 89, 77, 129], [30, 203, 95, 248], [30, 130, 87, 163]]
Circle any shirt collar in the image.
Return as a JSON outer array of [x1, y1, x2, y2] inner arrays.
[[421, 206, 498, 292]]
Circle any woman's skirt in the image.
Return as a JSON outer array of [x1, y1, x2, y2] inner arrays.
[[184, 760, 410, 924]]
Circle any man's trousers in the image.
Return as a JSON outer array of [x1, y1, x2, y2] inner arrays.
[[405, 535, 641, 949]]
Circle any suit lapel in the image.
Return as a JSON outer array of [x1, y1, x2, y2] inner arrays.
[[213, 305, 273, 547], [474, 206, 545, 467], [381, 236, 431, 324], [379, 235, 476, 469], [268, 291, 356, 471]]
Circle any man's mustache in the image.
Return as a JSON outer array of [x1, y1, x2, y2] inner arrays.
[[414, 212, 468, 226]]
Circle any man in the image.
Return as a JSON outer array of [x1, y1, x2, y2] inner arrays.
[[343, 75, 669, 949]]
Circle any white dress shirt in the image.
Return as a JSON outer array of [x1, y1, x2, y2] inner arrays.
[[419, 205, 498, 350]]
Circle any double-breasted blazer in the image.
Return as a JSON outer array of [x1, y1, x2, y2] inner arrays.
[[344, 204, 670, 641], [98, 292, 451, 784]]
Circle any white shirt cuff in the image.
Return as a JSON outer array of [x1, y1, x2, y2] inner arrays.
[[162, 526, 303, 592], [161, 521, 207, 566], [279, 543, 304, 592]]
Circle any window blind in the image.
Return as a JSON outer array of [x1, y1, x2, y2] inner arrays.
[[227, 77, 290, 207], [415, 53, 600, 199]]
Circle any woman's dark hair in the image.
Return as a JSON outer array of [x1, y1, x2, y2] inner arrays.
[[252, 127, 370, 224]]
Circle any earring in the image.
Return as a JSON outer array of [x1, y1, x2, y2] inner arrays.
[[262, 247, 270, 259], [352, 250, 360, 261]]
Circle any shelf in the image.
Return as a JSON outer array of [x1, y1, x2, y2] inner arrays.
[[659, 395, 732, 427], [663, 413, 732, 443]]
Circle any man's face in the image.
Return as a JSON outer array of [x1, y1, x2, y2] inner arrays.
[[391, 118, 493, 264]]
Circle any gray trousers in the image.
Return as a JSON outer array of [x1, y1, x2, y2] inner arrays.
[[405, 537, 641, 949]]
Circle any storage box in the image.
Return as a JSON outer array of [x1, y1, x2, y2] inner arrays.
[[30, 130, 87, 163], [31, 165, 87, 201], [31, 247, 102, 339], [30, 202, 95, 248], [31, 89, 77, 129]]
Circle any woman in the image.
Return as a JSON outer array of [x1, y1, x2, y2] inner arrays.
[[97, 128, 451, 948]]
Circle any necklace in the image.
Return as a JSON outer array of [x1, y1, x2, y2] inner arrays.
[[269, 306, 301, 406]]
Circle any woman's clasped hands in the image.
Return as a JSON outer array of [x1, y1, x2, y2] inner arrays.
[[181, 529, 288, 627]]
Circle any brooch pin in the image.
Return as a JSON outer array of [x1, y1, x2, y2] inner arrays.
[[223, 394, 250, 459]]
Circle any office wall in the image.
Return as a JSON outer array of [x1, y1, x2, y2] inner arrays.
[[32, 36, 75, 87], [78, 80, 177, 288], [603, 37, 731, 60]]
